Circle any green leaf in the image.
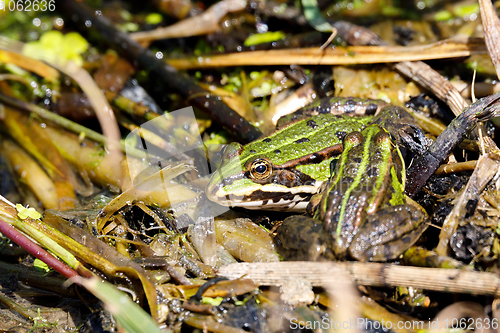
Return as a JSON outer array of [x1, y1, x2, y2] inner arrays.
[[34, 258, 51, 273], [25, 31, 89, 67], [250, 71, 262, 80], [119, 22, 140, 32], [244, 31, 286, 47], [64, 32, 89, 56], [453, 3, 479, 17], [301, 0, 333, 32], [38, 30, 64, 50], [77, 277, 162, 333], [61, 32, 89, 66], [201, 297, 224, 306], [204, 131, 229, 145], [145, 13, 163, 25], [434, 10, 453, 21], [16, 204, 42, 220]]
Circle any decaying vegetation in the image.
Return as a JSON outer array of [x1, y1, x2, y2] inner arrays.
[[2, 0, 500, 332]]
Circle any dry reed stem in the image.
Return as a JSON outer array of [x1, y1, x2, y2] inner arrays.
[[166, 38, 486, 72], [394, 61, 468, 116], [218, 262, 500, 297], [478, 0, 500, 80]]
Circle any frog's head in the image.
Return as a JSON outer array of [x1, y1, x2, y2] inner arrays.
[[205, 142, 320, 211]]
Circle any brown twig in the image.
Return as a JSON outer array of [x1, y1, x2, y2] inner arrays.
[[478, 0, 500, 80], [0, 261, 78, 298], [217, 262, 500, 297], [460, 82, 500, 99], [435, 160, 478, 175], [130, 0, 247, 43], [394, 61, 468, 116], [405, 94, 500, 197], [0, 48, 59, 81], [0, 37, 123, 170], [166, 38, 486, 70], [163, 263, 193, 286]]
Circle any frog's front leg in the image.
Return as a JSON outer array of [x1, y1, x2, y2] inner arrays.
[[349, 204, 428, 261]]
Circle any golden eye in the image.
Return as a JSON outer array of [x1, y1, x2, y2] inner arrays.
[[250, 159, 272, 180]]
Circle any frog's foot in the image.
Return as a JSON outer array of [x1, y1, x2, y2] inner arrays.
[[275, 215, 335, 261], [349, 205, 428, 262]]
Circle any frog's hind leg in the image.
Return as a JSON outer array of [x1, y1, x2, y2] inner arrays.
[[349, 205, 428, 262]]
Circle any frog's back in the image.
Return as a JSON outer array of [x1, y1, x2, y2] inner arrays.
[[241, 114, 371, 173]]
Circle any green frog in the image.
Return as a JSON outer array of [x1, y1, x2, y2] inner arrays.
[[206, 97, 429, 261]]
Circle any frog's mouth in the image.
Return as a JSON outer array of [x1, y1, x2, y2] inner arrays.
[[206, 181, 322, 212]]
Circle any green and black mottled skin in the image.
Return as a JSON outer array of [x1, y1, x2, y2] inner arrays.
[[205, 97, 425, 213], [276, 97, 388, 129], [206, 98, 391, 212], [315, 125, 428, 261], [275, 103, 429, 262], [208, 96, 430, 261]]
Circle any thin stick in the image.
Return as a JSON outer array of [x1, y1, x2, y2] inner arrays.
[[331, 21, 470, 117], [129, 0, 247, 43], [394, 61, 468, 116], [0, 37, 122, 166], [0, 49, 59, 81], [434, 160, 477, 175], [217, 262, 500, 297], [166, 38, 486, 70]]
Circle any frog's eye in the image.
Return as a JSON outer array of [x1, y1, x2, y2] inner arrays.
[[249, 159, 272, 180]]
